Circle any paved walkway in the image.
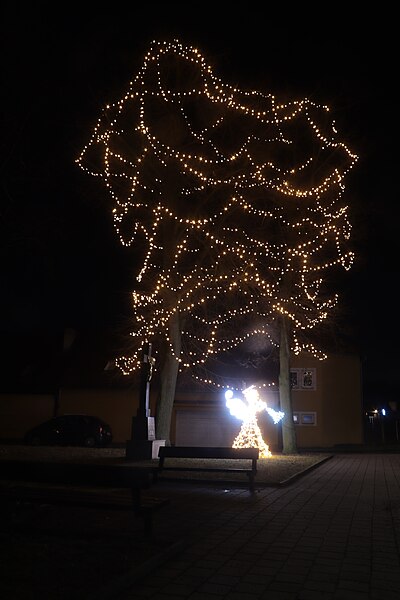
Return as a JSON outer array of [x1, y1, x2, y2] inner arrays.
[[120, 453, 400, 600]]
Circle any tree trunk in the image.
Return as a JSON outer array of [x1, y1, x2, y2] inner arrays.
[[279, 315, 298, 454], [156, 310, 182, 444]]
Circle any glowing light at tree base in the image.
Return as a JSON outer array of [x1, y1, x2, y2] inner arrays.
[[225, 386, 284, 458]]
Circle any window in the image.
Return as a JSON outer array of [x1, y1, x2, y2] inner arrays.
[[290, 368, 316, 390], [293, 411, 317, 426], [301, 412, 316, 425]]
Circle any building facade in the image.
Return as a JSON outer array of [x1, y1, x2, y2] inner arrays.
[[0, 352, 363, 450]]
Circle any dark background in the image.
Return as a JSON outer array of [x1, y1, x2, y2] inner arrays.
[[1, 4, 397, 407]]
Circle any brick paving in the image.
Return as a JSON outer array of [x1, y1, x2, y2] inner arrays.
[[120, 453, 400, 600]]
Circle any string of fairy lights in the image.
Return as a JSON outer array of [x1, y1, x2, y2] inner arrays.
[[77, 39, 358, 389]]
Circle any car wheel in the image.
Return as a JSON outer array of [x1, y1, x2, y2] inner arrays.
[[83, 436, 96, 447]]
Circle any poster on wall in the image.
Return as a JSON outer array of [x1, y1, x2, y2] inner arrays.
[[290, 368, 316, 390]]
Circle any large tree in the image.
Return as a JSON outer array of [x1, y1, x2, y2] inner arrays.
[[77, 40, 357, 450]]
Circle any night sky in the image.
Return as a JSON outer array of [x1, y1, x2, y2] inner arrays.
[[1, 4, 397, 405]]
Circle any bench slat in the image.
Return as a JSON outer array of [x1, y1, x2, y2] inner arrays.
[[0, 460, 153, 488], [158, 467, 252, 473], [159, 446, 259, 460]]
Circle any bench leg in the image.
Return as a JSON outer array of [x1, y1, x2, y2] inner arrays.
[[131, 488, 141, 512], [131, 488, 152, 533], [143, 510, 153, 534], [247, 473, 256, 492]]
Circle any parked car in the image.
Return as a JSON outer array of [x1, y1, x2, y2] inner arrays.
[[23, 414, 113, 447]]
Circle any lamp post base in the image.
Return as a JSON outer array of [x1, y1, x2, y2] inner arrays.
[[126, 439, 166, 460]]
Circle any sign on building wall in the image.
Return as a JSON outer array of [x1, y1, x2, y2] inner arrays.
[[290, 368, 317, 391]]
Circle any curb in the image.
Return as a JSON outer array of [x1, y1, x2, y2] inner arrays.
[[277, 454, 334, 486]]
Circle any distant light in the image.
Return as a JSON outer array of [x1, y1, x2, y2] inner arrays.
[[381, 409, 386, 416]]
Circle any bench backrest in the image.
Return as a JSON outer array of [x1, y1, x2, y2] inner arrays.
[[158, 446, 259, 461], [0, 460, 153, 488]]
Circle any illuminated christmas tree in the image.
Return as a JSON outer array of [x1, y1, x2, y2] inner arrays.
[[77, 40, 358, 445]]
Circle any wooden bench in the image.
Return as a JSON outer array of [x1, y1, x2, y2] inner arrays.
[[157, 446, 259, 491], [0, 460, 168, 533]]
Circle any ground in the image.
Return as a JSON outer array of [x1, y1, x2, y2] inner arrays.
[[0, 445, 329, 485], [0, 445, 331, 599]]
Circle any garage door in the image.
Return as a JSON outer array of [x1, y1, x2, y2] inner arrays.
[[175, 409, 239, 447]]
